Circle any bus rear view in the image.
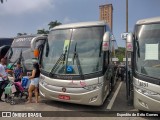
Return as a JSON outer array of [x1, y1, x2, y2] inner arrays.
[[39, 21, 116, 106]]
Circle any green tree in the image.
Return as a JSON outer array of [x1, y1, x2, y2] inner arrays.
[[17, 33, 27, 36], [36, 20, 61, 34], [37, 29, 49, 34], [115, 47, 125, 62], [0, 0, 7, 3], [48, 20, 62, 30]]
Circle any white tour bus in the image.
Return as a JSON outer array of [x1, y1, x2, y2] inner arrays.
[[33, 21, 117, 106], [122, 17, 160, 111], [7, 34, 47, 78]]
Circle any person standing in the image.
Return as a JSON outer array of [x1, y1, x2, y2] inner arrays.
[[0, 58, 8, 102], [121, 67, 125, 81], [27, 62, 40, 103], [118, 66, 122, 80]]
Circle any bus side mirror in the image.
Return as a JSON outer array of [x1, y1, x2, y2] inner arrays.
[[31, 37, 37, 51], [102, 32, 110, 51], [121, 32, 133, 52], [31, 35, 47, 51], [126, 33, 133, 52]]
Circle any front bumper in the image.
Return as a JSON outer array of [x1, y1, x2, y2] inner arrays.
[[39, 83, 103, 106], [134, 87, 160, 112]]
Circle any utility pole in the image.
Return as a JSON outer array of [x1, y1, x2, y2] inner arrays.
[[126, 0, 129, 101], [126, 0, 132, 106], [126, 0, 128, 32]]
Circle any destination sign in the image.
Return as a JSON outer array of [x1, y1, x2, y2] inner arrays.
[[12, 37, 34, 47]]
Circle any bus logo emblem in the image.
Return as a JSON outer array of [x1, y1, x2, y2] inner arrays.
[[62, 87, 66, 92]]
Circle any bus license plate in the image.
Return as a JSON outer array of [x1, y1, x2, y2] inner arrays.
[[58, 95, 70, 100]]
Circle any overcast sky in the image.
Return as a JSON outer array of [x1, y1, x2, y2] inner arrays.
[[0, 0, 160, 47]]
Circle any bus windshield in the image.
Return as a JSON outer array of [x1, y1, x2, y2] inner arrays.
[[8, 47, 34, 70], [42, 26, 104, 75], [135, 23, 160, 79]]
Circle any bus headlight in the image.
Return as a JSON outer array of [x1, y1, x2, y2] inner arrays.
[[41, 81, 48, 86], [40, 76, 48, 86], [40, 75, 45, 81], [83, 83, 102, 91], [135, 87, 160, 96]]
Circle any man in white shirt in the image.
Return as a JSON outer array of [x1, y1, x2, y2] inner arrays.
[[0, 58, 8, 102]]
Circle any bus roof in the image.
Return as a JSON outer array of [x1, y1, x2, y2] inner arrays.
[[51, 21, 107, 30], [0, 38, 13, 40], [136, 17, 160, 25], [12, 34, 46, 47], [14, 34, 45, 39]]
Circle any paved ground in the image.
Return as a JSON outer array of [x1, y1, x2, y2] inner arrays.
[[0, 79, 159, 120]]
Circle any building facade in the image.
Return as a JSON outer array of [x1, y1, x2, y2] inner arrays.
[[99, 4, 113, 31]]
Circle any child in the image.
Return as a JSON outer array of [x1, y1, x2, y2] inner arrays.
[[13, 62, 23, 82]]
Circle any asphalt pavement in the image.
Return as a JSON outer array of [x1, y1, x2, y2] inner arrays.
[[0, 79, 159, 120]]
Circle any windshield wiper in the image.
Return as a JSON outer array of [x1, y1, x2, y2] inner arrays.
[[6, 47, 13, 59], [49, 47, 67, 76], [99, 41, 102, 57], [45, 38, 49, 57], [134, 32, 140, 58], [9, 49, 22, 69], [72, 43, 84, 79]]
